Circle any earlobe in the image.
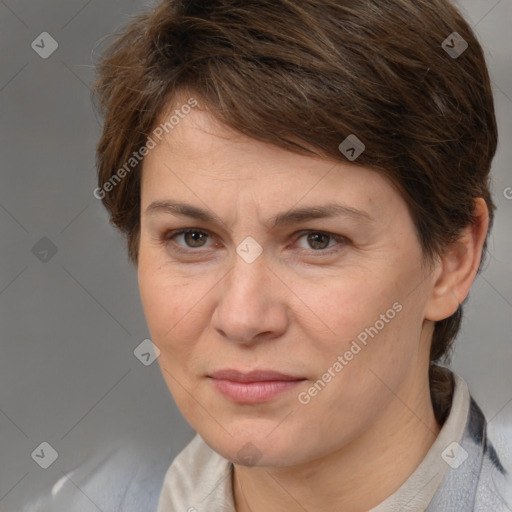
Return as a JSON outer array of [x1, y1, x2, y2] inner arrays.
[[424, 198, 489, 322]]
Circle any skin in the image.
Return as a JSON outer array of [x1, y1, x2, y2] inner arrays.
[[137, 99, 489, 512]]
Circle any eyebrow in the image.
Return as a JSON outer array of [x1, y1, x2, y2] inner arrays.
[[144, 200, 374, 229]]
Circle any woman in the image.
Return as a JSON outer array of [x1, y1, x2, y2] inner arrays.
[[37, 0, 512, 510]]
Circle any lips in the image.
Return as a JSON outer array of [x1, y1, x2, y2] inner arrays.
[[208, 369, 305, 382], [207, 369, 306, 403]]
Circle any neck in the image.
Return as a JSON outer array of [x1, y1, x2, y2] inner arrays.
[[233, 370, 441, 512]]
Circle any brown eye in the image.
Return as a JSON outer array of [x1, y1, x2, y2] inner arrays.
[[165, 229, 211, 250], [305, 232, 331, 250], [294, 231, 345, 253], [181, 230, 208, 248]]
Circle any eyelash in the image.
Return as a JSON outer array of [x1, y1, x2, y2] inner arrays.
[[162, 228, 347, 257]]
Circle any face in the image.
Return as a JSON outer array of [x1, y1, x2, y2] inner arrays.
[[137, 104, 438, 468]]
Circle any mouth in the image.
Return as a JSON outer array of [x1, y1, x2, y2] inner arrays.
[[207, 369, 307, 404]]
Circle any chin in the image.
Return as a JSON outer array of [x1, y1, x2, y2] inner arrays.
[[197, 421, 314, 468]]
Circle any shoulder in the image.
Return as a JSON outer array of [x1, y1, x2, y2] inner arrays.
[[475, 419, 512, 511], [458, 389, 512, 511], [22, 437, 173, 512], [426, 372, 512, 511]]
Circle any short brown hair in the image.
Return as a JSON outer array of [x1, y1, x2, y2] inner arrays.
[[93, 0, 497, 366]]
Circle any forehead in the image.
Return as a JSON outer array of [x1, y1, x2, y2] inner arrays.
[[141, 107, 401, 222]]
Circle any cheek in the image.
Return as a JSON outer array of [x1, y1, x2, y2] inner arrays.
[[297, 306, 418, 443], [137, 264, 205, 411], [307, 274, 400, 346], [137, 256, 200, 350], [306, 272, 420, 393]]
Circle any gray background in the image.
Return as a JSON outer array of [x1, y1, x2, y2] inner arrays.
[[0, 0, 510, 509]]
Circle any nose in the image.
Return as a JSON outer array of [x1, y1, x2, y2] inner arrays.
[[211, 251, 289, 346]]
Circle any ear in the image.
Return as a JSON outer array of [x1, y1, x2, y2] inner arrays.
[[424, 198, 489, 322]]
